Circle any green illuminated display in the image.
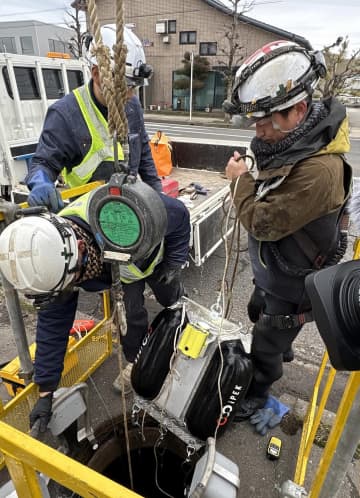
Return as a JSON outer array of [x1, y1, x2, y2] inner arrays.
[[99, 201, 141, 247]]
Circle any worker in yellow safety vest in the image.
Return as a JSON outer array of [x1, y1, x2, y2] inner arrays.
[[25, 24, 162, 212], [0, 183, 190, 432]]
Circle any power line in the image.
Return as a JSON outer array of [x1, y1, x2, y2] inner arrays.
[[0, 7, 67, 17]]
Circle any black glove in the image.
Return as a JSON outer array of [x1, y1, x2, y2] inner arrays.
[[29, 393, 53, 434], [154, 263, 183, 285], [247, 286, 266, 323]]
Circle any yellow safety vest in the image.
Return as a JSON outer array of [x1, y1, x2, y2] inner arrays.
[[62, 85, 124, 188], [59, 192, 164, 284]]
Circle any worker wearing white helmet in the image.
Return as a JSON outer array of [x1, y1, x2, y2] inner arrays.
[[224, 40, 352, 429], [90, 23, 153, 87], [25, 24, 161, 213], [0, 183, 190, 433]]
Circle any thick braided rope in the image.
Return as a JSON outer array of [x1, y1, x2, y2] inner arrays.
[[113, 0, 128, 142], [86, 0, 127, 140]]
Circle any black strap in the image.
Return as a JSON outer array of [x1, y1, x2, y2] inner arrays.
[[260, 311, 313, 330], [291, 230, 326, 270]]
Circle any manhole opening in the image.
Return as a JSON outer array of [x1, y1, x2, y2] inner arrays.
[[104, 445, 194, 497], [49, 417, 200, 498]]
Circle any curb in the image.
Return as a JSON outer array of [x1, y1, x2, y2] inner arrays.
[[280, 393, 336, 427], [145, 114, 360, 137]]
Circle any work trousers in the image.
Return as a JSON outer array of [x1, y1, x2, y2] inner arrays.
[[121, 274, 184, 362], [246, 289, 303, 398], [34, 275, 183, 390]]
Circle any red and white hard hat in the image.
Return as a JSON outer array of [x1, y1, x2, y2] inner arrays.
[[0, 214, 78, 295], [231, 40, 326, 117]]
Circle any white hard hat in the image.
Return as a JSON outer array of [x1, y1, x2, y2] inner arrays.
[[231, 40, 326, 117], [0, 214, 78, 295], [87, 24, 153, 86]]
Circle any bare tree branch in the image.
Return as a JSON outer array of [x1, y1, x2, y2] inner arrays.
[[63, 6, 88, 59], [318, 37, 360, 99]]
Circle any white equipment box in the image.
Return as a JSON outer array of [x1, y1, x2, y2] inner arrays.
[[170, 168, 234, 266]]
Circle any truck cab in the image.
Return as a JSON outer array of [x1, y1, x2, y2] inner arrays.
[[0, 52, 89, 198]]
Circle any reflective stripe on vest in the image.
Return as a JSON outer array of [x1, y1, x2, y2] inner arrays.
[[119, 241, 164, 284], [62, 85, 124, 188], [59, 191, 164, 284]]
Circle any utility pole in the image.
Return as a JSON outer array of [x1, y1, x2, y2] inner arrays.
[[189, 52, 194, 122]]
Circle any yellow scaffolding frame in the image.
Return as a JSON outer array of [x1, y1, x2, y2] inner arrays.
[[0, 180, 104, 222], [0, 290, 112, 469], [0, 420, 143, 498], [0, 182, 144, 496], [0, 182, 111, 470], [294, 238, 360, 497]]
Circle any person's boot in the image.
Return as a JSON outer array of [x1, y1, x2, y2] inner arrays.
[[234, 395, 268, 421], [113, 363, 133, 395], [282, 347, 295, 363]]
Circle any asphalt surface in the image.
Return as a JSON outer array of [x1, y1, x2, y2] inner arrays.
[[1, 107, 360, 497]]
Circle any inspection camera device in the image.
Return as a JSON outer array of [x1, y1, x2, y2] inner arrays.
[[132, 297, 253, 447]]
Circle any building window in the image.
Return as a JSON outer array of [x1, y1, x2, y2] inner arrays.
[[200, 42, 217, 56], [180, 31, 196, 45], [168, 20, 177, 33], [48, 38, 67, 53], [20, 36, 34, 56], [0, 37, 17, 54]]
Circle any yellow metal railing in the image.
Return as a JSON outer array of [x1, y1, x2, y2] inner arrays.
[[0, 180, 104, 222], [308, 372, 360, 497], [0, 181, 145, 496], [0, 420, 143, 498], [294, 237, 360, 497], [0, 291, 112, 470], [294, 351, 336, 486]]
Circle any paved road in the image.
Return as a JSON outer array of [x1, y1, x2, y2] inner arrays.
[[145, 112, 360, 176]]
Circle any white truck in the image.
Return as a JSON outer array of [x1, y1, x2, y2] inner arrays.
[[0, 52, 89, 199]]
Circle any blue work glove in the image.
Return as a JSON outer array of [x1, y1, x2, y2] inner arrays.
[[29, 393, 53, 435], [153, 262, 183, 285], [27, 170, 64, 213], [249, 396, 289, 436], [249, 408, 282, 436]]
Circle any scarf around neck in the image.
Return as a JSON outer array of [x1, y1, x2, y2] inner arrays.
[[251, 101, 329, 171]]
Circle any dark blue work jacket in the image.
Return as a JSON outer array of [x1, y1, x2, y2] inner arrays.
[[34, 194, 190, 392], [27, 81, 162, 192]]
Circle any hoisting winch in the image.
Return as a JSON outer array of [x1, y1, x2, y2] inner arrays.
[[87, 173, 167, 262]]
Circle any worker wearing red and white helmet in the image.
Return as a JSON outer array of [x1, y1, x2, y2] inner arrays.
[[231, 40, 326, 120], [25, 24, 161, 213], [224, 40, 352, 428]]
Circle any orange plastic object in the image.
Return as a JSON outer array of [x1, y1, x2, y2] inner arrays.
[[69, 319, 95, 336]]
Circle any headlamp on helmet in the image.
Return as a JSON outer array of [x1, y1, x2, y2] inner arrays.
[[86, 24, 152, 88], [230, 40, 327, 117]]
